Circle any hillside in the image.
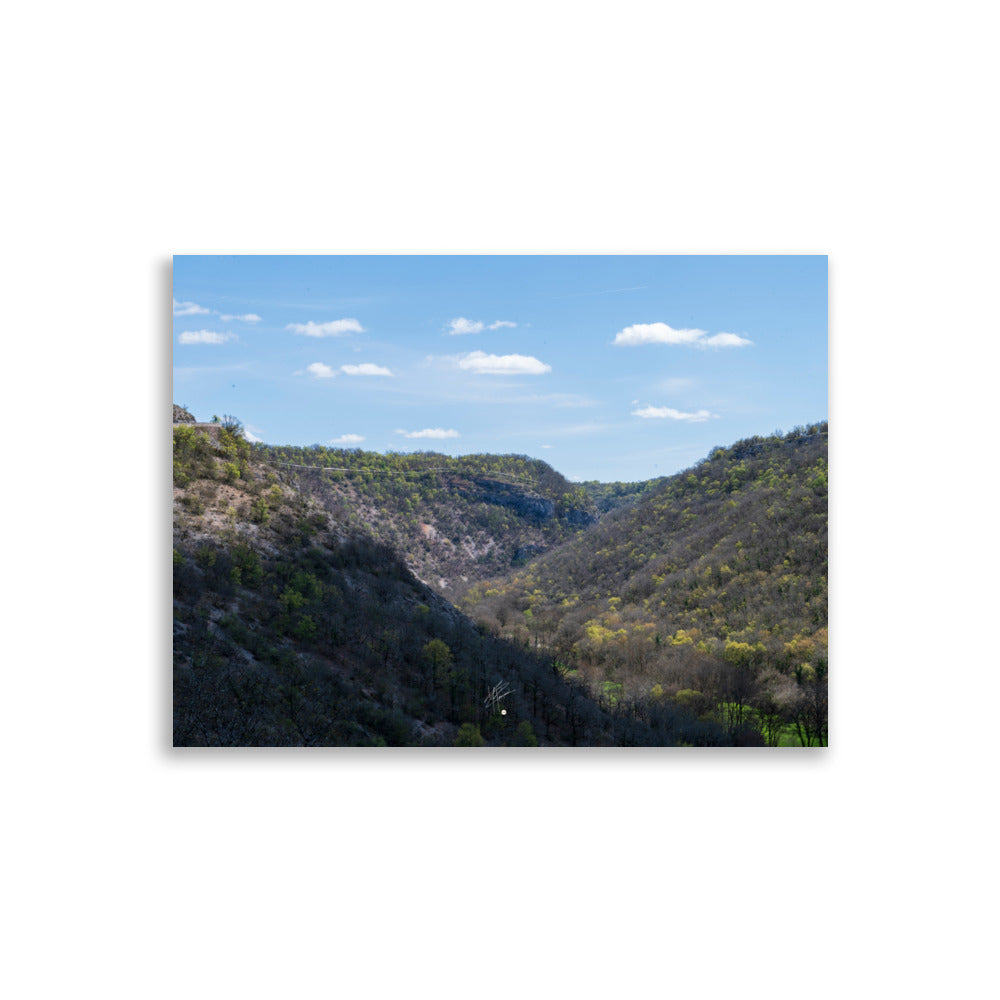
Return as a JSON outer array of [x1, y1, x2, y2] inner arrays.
[[173, 415, 731, 746], [461, 423, 829, 746], [253, 444, 598, 600], [580, 476, 669, 515]]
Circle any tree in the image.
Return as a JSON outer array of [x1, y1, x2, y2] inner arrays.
[[422, 638, 453, 688], [790, 662, 828, 746], [422, 638, 456, 709], [750, 668, 797, 747], [454, 722, 484, 746], [512, 720, 539, 746]]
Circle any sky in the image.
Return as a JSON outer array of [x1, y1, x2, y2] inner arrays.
[[173, 255, 827, 483]]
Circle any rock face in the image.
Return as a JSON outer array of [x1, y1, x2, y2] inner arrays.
[[457, 477, 556, 523], [173, 404, 196, 423], [452, 475, 597, 527]]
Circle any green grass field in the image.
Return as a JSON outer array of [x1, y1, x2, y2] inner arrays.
[[714, 703, 826, 746]]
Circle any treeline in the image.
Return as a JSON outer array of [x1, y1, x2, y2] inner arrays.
[[462, 423, 829, 745], [581, 477, 668, 514]]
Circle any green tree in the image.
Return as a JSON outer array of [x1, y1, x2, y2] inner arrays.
[[250, 496, 270, 524], [512, 720, 539, 746], [455, 722, 484, 746], [422, 638, 453, 690]]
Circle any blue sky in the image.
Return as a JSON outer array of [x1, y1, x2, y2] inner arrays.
[[173, 255, 827, 483]]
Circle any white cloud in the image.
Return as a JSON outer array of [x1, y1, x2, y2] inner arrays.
[[456, 351, 551, 375], [614, 322, 752, 349], [396, 428, 460, 439], [329, 433, 365, 446], [219, 313, 262, 323], [446, 317, 485, 335], [340, 363, 393, 376], [631, 405, 715, 422], [701, 332, 753, 348], [243, 427, 263, 443], [447, 317, 518, 334], [306, 362, 336, 378], [178, 330, 236, 344], [173, 298, 211, 316], [614, 323, 707, 346], [286, 319, 365, 337]]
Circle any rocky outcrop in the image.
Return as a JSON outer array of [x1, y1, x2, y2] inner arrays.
[[456, 477, 556, 523], [173, 404, 196, 423]]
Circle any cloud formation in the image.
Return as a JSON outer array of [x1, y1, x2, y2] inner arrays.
[[174, 300, 264, 324], [287, 319, 365, 337], [178, 330, 236, 344], [456, 351, 551, 375], [631, 405, 715, 422], [329, 433, 365, 446], [173, 298, 211, 316], [396, 428, 460, 439], [447, 317, 484, 335], [614, 322, 752, 349], [306, 362, 336, 378], [447, 317, 518, 334], [340, 363, 393, 376], [701, 332, 753, 348]]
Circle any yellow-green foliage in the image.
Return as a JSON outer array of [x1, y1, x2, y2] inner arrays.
[[173, 425, 215, 486], [461, 423, 828, 684], [454, 722, 484, 746]]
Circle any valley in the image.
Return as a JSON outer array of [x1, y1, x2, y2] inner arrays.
[[173, 410, 828, 747]]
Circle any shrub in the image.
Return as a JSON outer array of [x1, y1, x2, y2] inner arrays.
[[181, 493, 206, 514], [293, 615, 317, 641], [455, 722, 485, 746], [250, 497, 270, 524], [512, 720, 539, 747], [195, 546, 217, 571], [231, 545, 264, 588]]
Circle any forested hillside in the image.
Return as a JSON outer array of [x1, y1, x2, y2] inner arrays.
[[253, 444, 598, 599], [461, 423, 829, 746], [173, 417, 732, 746], [580, 476, 668, 514]]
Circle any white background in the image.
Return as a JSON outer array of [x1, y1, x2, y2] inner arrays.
[[4, 2, 995, 997]]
